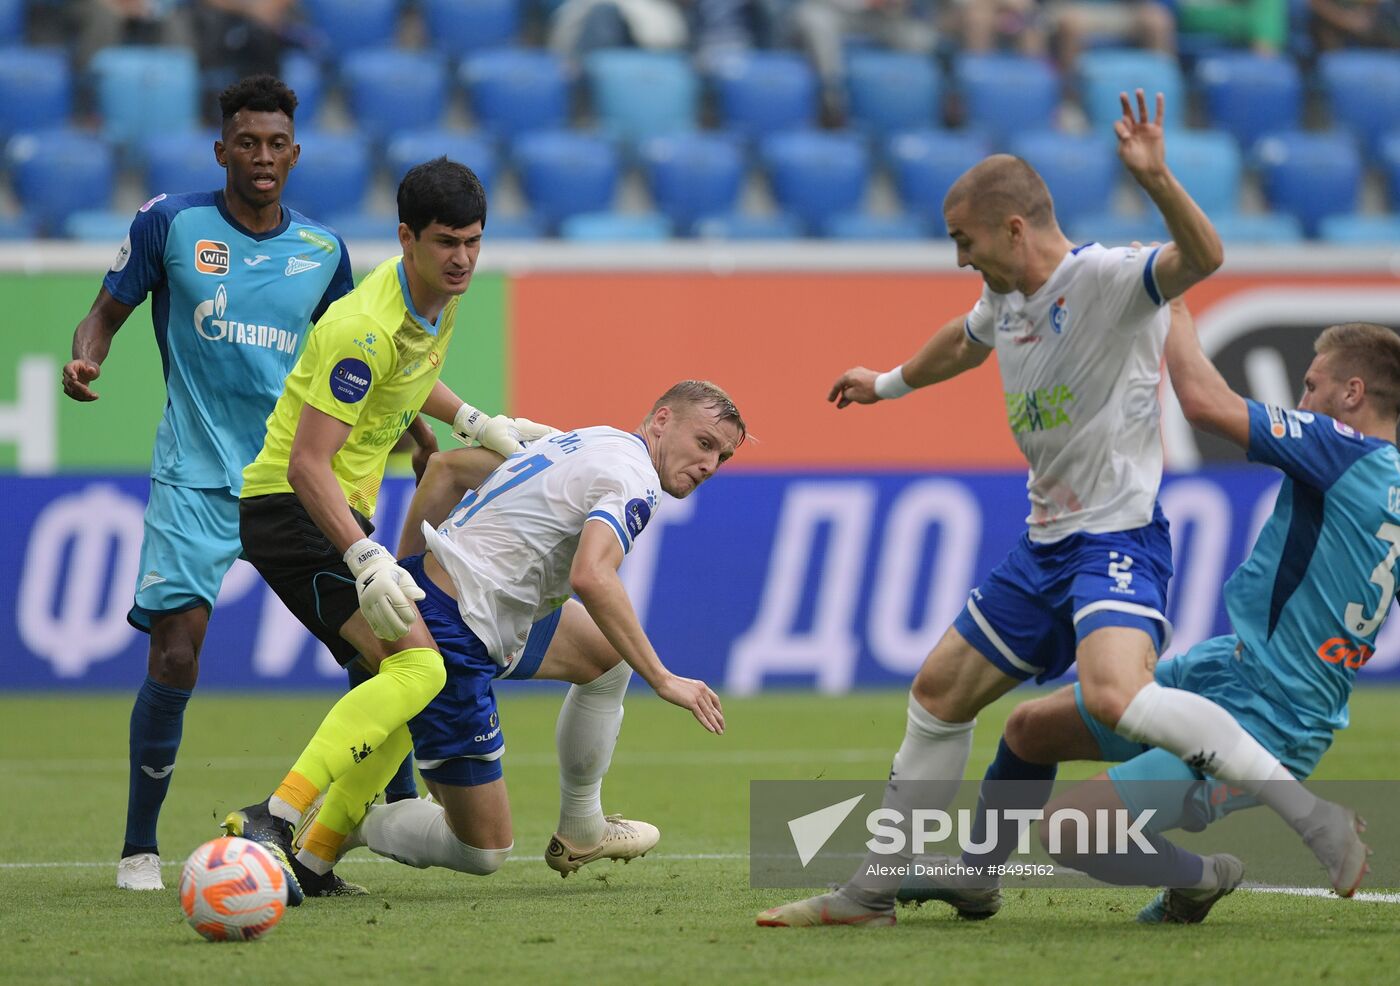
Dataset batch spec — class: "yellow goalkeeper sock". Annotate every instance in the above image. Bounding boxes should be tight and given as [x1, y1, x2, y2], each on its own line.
[272, 648, 444, 820]
[297, 725, 415, 874]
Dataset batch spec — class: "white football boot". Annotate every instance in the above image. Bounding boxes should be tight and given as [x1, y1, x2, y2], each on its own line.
[544, 814, 659, 877]
[116, 852, 164, 891]
[756, 890, 896, 928]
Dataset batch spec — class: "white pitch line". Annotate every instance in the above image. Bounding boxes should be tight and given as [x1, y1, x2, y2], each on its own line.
[0, 748, 894, 772]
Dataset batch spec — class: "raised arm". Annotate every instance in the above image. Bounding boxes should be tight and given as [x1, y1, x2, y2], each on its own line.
[570, 521, 724, 734]
[62, 288, 136, 402]
[1165, 298, 1249, 449]
[828, 313, 992, 408]
[1116, 90, 1224, 301]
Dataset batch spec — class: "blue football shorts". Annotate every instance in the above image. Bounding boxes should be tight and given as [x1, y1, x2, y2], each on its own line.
[128, 479, 242, 632]
[398, 553, 563, 788]
[953, 505, 1174, 684]
[1074, 634, 1334, 833]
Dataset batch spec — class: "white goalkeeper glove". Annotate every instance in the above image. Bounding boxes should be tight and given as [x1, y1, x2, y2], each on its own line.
[453, 403, 560, 456]
[344, 538, 425, 641]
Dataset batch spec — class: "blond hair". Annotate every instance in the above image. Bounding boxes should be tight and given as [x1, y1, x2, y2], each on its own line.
[1316, 322, 1400, 418]
[943, 154, 1056, 229]
[647, 380, 746, 443]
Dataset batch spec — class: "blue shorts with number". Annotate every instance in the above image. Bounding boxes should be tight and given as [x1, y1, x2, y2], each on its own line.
[952, 504, 1173, 684]
[128, 479, 242, 632]
[1074, 634, 1335, 833]
[399, 553, 563, 788]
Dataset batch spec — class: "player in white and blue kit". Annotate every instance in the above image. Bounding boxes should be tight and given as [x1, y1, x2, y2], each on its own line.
[61, 76, 352, 891]
[286, 383, 742, 882]
[904, 302, 1400, 922]
[760, 92, 1365, 929]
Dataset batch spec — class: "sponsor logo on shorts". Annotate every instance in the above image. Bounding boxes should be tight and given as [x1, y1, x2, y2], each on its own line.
[330, 358, 372, 403]
[1108, 551, 1135, 594]
[194, 239, 230, 275]
[474, 712, 502, 743]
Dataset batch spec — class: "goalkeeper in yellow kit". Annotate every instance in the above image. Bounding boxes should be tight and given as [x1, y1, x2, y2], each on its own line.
[223, 157, 552, 897]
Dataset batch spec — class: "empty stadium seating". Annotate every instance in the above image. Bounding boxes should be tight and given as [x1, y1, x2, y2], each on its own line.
[1317, 50, 1400, 159]
[823, 211, 926, 241]
[301, 0, 401, 54]
[1255, 130, 1362, 237]
[953, 53, 1060, 141]
[281, 130, 373, 218]
[886, 129, 991, 233]
[7, 129, 117, 234]
[386, 130, 498, 191]
[640, 133, 746, 231]
[0, 47, 70, 140]
[340, 48, 449, 142]
[513, 130, 620, 229]
[709, 51, 819, 140]
[1077, 48, 1184, 131]
[422, 0, 520, 56]
[760, 130, 870, 231]
[461, 49, 570, 141]
[91, 46, 199, 147]
[1195, 53, 1302, 149]
[142, 132, 225, 198]
[584, 50, 699, 143]
[845, 51, 942, 136]
[560, 211, 671, 242]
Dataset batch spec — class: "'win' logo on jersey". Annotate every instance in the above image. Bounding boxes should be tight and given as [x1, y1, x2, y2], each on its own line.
[194, 239, 229, 275]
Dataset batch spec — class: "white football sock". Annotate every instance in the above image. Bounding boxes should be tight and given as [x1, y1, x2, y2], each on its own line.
[843, 693, 975, 909]
[359, 798, 511, 875]
[555, 661, 631, 846]
[1115, 682, 1317, 830]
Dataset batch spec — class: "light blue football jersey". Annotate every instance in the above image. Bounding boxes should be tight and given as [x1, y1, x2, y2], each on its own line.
[1225, 400, 1400, 733]
[103, 190, 353, 491]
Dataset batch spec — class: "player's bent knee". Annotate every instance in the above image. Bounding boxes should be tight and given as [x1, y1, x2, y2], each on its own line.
[455, 840, 513, 876]
[1077, 682, 1133, 731]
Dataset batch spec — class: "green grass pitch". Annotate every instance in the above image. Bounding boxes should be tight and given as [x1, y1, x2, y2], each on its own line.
[2, 688, 1398, 985]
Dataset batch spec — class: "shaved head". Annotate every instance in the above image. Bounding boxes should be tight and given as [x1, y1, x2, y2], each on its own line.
[944, 154, 1056, 230]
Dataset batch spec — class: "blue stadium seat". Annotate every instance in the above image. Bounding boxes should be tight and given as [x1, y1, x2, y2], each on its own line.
[63, 209, 135, 243]
[1209, 211, 1305, 245]
[0, 214, 37, 240]
[1159, 128, 1241, 218]
[301, 0, 401, 53]
[1318, 51, 1400, 159]
[1381, 133, 1400, 208]
[1007, 131, 1117, 229]
[0, 48, 72, 141]
[386, 130, 498, 191]
[461, 49, 570, 141]
[282, 51, 325, 126]
[322, 211, 396, 240]
[340, 48, 448, 142]
[0, 0, 21, 44]
[91, 47, 199, 147]
[1077, 48, 1184, 131]
[886, 129, 990, 233]
[281, 130, 372, 218]
[823, 211, 925, 241]
[584, 49, 698, 143]
[760, 130, 869, 231]
[485, 212, 544, 239]
[1195, 54, 1301, 150]
[692, 211, 801, 240]
[513, 130, 620, 228]
[845, 51, 941, 136]
[1067, 212, 1168, 248]
[7, 130, 116, 234]
[423, 0, 520, 54]
[143, 132, 224, 197]
[1317, 214, 1400, 245]
[709, 51, 819, 140]
[640, 132, 744, 231]
[560, 211, 671, 242]
[1254, 131, 1362, 237]
[953, 54, 1059, 141]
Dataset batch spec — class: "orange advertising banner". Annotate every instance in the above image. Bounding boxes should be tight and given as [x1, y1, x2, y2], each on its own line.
[509, 271, 1400, 468]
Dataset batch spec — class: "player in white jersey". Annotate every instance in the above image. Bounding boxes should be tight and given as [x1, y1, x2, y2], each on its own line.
[758, 91, 1367, 928]
[289, 381, 745, 881]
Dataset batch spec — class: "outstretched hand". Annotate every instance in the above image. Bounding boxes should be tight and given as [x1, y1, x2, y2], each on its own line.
[827, 366, 880, 409]
[1115, 88, 1167, 183]
[655, 673, 725, 734]
[62, 359, 101, 402]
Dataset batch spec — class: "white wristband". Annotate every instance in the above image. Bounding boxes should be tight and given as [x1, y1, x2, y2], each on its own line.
[874, 366, 914, 400]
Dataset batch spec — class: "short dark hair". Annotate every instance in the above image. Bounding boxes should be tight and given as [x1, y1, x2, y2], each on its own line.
[397, 157, 487, 236]
[648, 380, 747, 445]
[218, 75, 297, 125]
[944, 154, 1056, 229]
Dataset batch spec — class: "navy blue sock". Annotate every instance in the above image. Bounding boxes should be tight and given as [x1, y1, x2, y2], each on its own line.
[963, 738, 1058, 868]
[123, 676, 191, 856]
[347, 662, 419, 802]
[1056, 830, 1205, 888]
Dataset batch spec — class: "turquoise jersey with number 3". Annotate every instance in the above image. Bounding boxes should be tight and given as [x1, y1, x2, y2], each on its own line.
[1224, 401, 1400, 733]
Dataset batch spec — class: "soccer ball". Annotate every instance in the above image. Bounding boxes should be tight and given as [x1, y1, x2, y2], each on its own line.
[179, 836, 288, 942]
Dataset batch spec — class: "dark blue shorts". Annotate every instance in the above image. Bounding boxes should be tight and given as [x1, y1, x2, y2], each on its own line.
[399, 553, 563, 787]
[952, 505, 1173, 684]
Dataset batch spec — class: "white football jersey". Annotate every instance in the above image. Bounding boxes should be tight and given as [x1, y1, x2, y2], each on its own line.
[964, 243, 1170, 543]
[423, 426, 660, 666]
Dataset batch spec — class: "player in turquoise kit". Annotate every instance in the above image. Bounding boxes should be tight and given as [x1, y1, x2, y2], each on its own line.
[902, 299, 1398, 921]
[61, 76, 353, 892]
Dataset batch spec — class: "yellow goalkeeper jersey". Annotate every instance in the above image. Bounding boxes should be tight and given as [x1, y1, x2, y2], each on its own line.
[242, 256, 458, 516]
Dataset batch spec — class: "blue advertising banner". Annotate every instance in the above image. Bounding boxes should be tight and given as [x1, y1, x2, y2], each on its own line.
[4, 468, 1399, 691]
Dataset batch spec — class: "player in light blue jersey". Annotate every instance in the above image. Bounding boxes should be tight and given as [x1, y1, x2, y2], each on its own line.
[61, 76, 355, 892]
[902, 299, 1397, 921]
